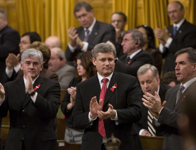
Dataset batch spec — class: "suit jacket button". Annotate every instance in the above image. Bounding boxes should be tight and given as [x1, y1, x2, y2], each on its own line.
[23, 125, 25, 128]
[22, 110, 25, 112]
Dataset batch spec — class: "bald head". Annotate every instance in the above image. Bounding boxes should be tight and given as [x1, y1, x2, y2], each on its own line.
[45, 36, 61, 49]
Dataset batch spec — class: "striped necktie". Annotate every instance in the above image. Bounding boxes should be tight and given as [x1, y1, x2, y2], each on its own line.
[147, 110, 156, 136]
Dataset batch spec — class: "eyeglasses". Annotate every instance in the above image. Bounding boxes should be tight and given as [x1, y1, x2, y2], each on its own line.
[122, 38, 133, 43]
[20, 41, 31, 45]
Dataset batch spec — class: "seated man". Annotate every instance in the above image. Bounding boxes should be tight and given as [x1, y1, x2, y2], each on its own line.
[48, 47, 75, 90]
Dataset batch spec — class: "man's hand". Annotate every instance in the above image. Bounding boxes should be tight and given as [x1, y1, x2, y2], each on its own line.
[26, 73, 34, 94]
[97, 103, 116, 119]
[67, 27, 78, 47]
[141, 130, 152, 136]
[6, 54, 20, 70]
[142, 91, 163, 116]
[76, 36, 84, 48]
[154, 27, 170, 42]
[89, 96, 102, 119]
[0, 83, 5, 99]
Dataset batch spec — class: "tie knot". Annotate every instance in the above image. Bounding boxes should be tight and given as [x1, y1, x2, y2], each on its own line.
[179, 85, 185, 92]
[86, 29, 89, 34]
[174, 26, 178, 30]
[102, 78, 108, 84]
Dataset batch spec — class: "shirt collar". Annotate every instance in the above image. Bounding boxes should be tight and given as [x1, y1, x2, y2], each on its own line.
[128, 49, 142, 59]
[173, 18, 185, 29]
[84, 18, 96, 34]
[97, 72, 113, 85]
[181, 77, 196, 93]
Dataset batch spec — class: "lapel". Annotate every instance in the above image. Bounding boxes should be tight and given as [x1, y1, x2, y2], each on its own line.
[171, 20, 187, 38]
[22, 76, 44, 108]
[103, 72, 118, 108]
[88, 21, 99, 43]
[129, 50, 143, 65]
[16, 78, 26, 107]
[78, 27, 85, 41]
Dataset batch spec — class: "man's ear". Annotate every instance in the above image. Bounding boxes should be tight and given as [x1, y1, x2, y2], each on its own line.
[193, 63, 196, 72]
[20, 61, 23, 70]
[92, 58, 96, 66]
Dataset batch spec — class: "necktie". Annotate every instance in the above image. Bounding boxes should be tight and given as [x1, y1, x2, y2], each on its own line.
[176, 85, 185, 104]
[98, 78, 108, 138]
[147, 110, 156, 136]
[83, 29, 90, 42]
[126, 57, 132, 65]
[173, 26, 178, 36]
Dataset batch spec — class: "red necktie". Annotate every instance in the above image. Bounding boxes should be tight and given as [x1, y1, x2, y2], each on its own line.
[98, 78, 108, 138]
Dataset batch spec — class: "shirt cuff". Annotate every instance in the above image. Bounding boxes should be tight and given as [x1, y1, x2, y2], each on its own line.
[5, 67, 14, 78]
[81, 42, 88, 51]
[88, 112, 97, 123]
[139, 129, 145, 135]
[165, 37, 173, 48]
[31, 92, 38, 103]
[110, 109, 118, 125]
[68, 43, 77, 53]
[0, 96, 5, 106]
[14, 64, 21, 73]
[159, 44, 164, 53]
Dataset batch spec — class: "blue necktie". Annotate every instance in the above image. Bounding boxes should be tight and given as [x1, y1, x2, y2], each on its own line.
[83, 29, 90, 42]
[173, 26, 178, 36]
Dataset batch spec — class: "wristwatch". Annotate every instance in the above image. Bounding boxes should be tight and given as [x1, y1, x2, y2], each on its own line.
[29, 91, 35, 96]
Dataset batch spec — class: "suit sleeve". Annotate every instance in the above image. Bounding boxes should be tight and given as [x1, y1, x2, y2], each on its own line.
[0, 29, 20, 59]
[33, 82, 60, 119]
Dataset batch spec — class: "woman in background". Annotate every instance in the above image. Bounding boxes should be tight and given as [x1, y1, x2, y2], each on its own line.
[137, 25, 162, 75]
[61, 51, 96, 143]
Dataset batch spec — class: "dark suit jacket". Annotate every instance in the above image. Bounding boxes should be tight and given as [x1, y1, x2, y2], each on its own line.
[119, 50, 154, 77]
[0, 76, 60, 150]
[72, 72, 143, 150]
[161, 20, 196, 74]
[0, 26, 20, 83]
[65, 20, 115, 62]
[134, 84, 170, 136]
[157, 81, 196, 150]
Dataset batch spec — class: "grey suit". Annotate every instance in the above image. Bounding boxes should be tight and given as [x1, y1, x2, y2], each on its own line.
[55, 63, 75, 90]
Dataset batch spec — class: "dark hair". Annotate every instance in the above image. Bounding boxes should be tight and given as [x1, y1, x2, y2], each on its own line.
[22, 32, 41, 43]
[30, 41, 50, 66]
[175, 47, 196, 64]
[74, 1, 93, 15]
[0, 8, 7, 19]
[111, 11, 127, 22]
[137, 25, 156, 49]
[75, 51, 96, 79]
[162, 71, 179, 85]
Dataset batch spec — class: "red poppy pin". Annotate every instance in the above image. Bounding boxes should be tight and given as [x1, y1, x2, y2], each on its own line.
[34, 84, 41, 91]
[181, 93, 187, 102]
[110, 83, 117, 92]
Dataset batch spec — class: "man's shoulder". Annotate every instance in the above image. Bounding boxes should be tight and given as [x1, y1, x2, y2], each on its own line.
[1, 26, 19, 34]
[160, 83, 171, 91]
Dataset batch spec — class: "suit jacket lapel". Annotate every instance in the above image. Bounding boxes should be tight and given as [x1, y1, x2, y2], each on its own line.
[129, 50, 143, 65]
[16, 78, 26, 108]
[88, 21, 99, 43]
[103, 72, 118, 108]
[22, 76, 43, 108]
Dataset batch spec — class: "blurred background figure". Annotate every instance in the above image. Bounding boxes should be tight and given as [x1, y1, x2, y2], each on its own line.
[45, 36, 62, 49]
[111, 11, 127, 58]
[48, 47, 75, 90]
[137, 25, 162, 75]
[61, 51, 96, 143]
[162, 71, 179, 87]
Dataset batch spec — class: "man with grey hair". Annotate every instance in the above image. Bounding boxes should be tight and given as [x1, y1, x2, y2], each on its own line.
[119, 29, 153, 77]
[154, 1, 196, 75]
[135, 64, 170, 137]
[0, 8, 20, 83]
[0, 48, 60, 150]
[65, 1, 115, 62]
[72, 43, 142, 150]
[48, 47, 75, 90]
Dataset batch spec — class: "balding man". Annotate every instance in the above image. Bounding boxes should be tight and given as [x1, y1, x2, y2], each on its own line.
[48, 47, 75, 90]
[45, 36, 61, 49]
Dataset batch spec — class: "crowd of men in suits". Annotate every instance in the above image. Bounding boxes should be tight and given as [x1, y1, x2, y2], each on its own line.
[0, 0, 196, 150]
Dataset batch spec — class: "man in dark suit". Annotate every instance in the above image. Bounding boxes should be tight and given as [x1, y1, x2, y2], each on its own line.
[119, 29, 153, 77]
[0, 48, 60, 150]
[135, 64, 170, 136]
[72, 43, 142, 150]
[142, 47, 196, 150]
[65, 1, 115, 62]
[154, 1, 196, 75]
[0, 8, 20, 84]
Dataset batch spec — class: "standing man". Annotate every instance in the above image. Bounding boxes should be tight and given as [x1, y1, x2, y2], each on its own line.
[65, 1, 115, 62]
[110, 11, 127, 58]
[154, 1, 196, 74]
[0, 8, 20, 83]
[136, 64, 170, 136]
[142, 47, 196, 150]
[119, 29, 153, 77]
[48, 47, 75, 90]
[72, 43, 142, 150]
[0, 48, 60, 150]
